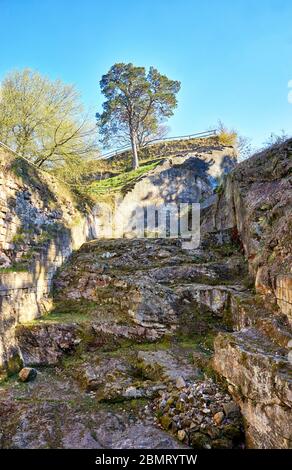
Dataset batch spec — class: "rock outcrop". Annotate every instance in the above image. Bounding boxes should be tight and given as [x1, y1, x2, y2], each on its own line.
[0, 237, 247, 449]
[0, 141, 236, 378]
[0, 138, 291, 449]
[0, 147, 100, 377]
[202, 138, 292, 321]
[97, 146, 236, 238]
[202, 139, 292, 448]
[213, 328, 291, 448]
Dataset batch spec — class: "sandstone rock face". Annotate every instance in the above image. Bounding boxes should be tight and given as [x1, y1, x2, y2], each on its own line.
[276, 275, 292, 325]
[49, 238, 246, 345]
[203, 139, 292, 448]
[97, 147, 236, 238]
[202, 139, 292, 322]
[0, 148, 100, 376]
[0, 138, 291, 449]
[213, 329, 292, 448]
[16, 323, 82, 366]
[0, 144, 236, 377]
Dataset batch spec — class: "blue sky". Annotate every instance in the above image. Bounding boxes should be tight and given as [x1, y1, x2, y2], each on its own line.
[0, 0, 292, 147]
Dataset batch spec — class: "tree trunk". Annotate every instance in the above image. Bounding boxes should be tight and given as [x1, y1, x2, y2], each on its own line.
[130, 131, 139, 170]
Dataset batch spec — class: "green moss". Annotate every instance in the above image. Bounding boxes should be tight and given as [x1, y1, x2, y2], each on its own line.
[7, 354, 24, 376]
[268, 251, 277, 263]
[104, 136, 219, 173]
[212, 243, 240, 257]
[130, 336, 172, 351]
[176, 331, 216, 353]
[99, 337, 172, 361]
[0, 263, 29, 273]
[160, 414, 172, 430]
[36, 299, 98, 324]
[242, 275, 255, 290]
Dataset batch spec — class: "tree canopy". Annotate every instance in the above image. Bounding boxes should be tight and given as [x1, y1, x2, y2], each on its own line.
[0, 69, 98, 169]
[96, 63, 181, 169]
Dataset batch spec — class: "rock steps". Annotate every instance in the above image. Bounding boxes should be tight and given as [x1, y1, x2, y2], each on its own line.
[230, 294, 292, 348]
[2, 236, 291, 448]
[255, 315, 292, 349]
[0, 237, 248, 448]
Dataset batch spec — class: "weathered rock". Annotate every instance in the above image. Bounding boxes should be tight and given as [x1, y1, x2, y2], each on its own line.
[0, 251, 11, 268]
[18, 367, 37, 382]
[0, 138, 290, 452]
[199, 140, 292, 448]
[114, 149, 236, 238]
[137, 350, 198, 383]
[223, 402, 240, 418]
[276, 275, 292, 326]
[202, 138, 292, 323]
[175, 283, 246, 317]
[176, 377, 186, 389]
[192, 351, 210, 370]
[213, 329, 292, 448]
[213, 411, 224, 425]
[16, 323, 82, 366]
[0, 148, 102, 376]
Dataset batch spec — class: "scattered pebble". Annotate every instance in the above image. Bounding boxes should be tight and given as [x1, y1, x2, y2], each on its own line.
[151, 377, 244, 449]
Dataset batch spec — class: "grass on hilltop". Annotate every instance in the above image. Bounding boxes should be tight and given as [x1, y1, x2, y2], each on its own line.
[88, 159, 161, 195]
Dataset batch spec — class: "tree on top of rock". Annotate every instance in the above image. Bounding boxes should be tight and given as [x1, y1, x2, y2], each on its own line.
[96, 63, 181, 169]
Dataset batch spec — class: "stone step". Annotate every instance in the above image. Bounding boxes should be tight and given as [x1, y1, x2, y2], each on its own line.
[230, 295, 292, 348]
[68, 237, 245, 273]
[255, 315, 292, 349]
[175, 283, 247, 317]
[16, 315, 168, 367]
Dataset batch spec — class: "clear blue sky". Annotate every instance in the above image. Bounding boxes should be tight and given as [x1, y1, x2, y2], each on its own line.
[1, 0, 292, 147]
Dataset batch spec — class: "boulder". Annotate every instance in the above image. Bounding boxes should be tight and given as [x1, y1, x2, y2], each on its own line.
[19, 367, 37, 382]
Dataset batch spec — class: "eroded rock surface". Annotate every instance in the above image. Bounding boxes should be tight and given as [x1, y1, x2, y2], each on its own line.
[0, 139, 291, 449]
[199, 140, 292, 448]
[202, 138, 292, 322]
[213, 328, 292, 448]
[0, 148, 101, 375]
[0, 237, 247, 449]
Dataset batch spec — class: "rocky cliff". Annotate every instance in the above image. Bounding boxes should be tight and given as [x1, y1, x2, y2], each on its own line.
[96, 144, 236, 238]
[0, 141, 235, 378]
[0, 139, 291, 449]
[202, 139, 292, 448]
[202, 138, 292, 321]
[0, 147, 100, 377]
